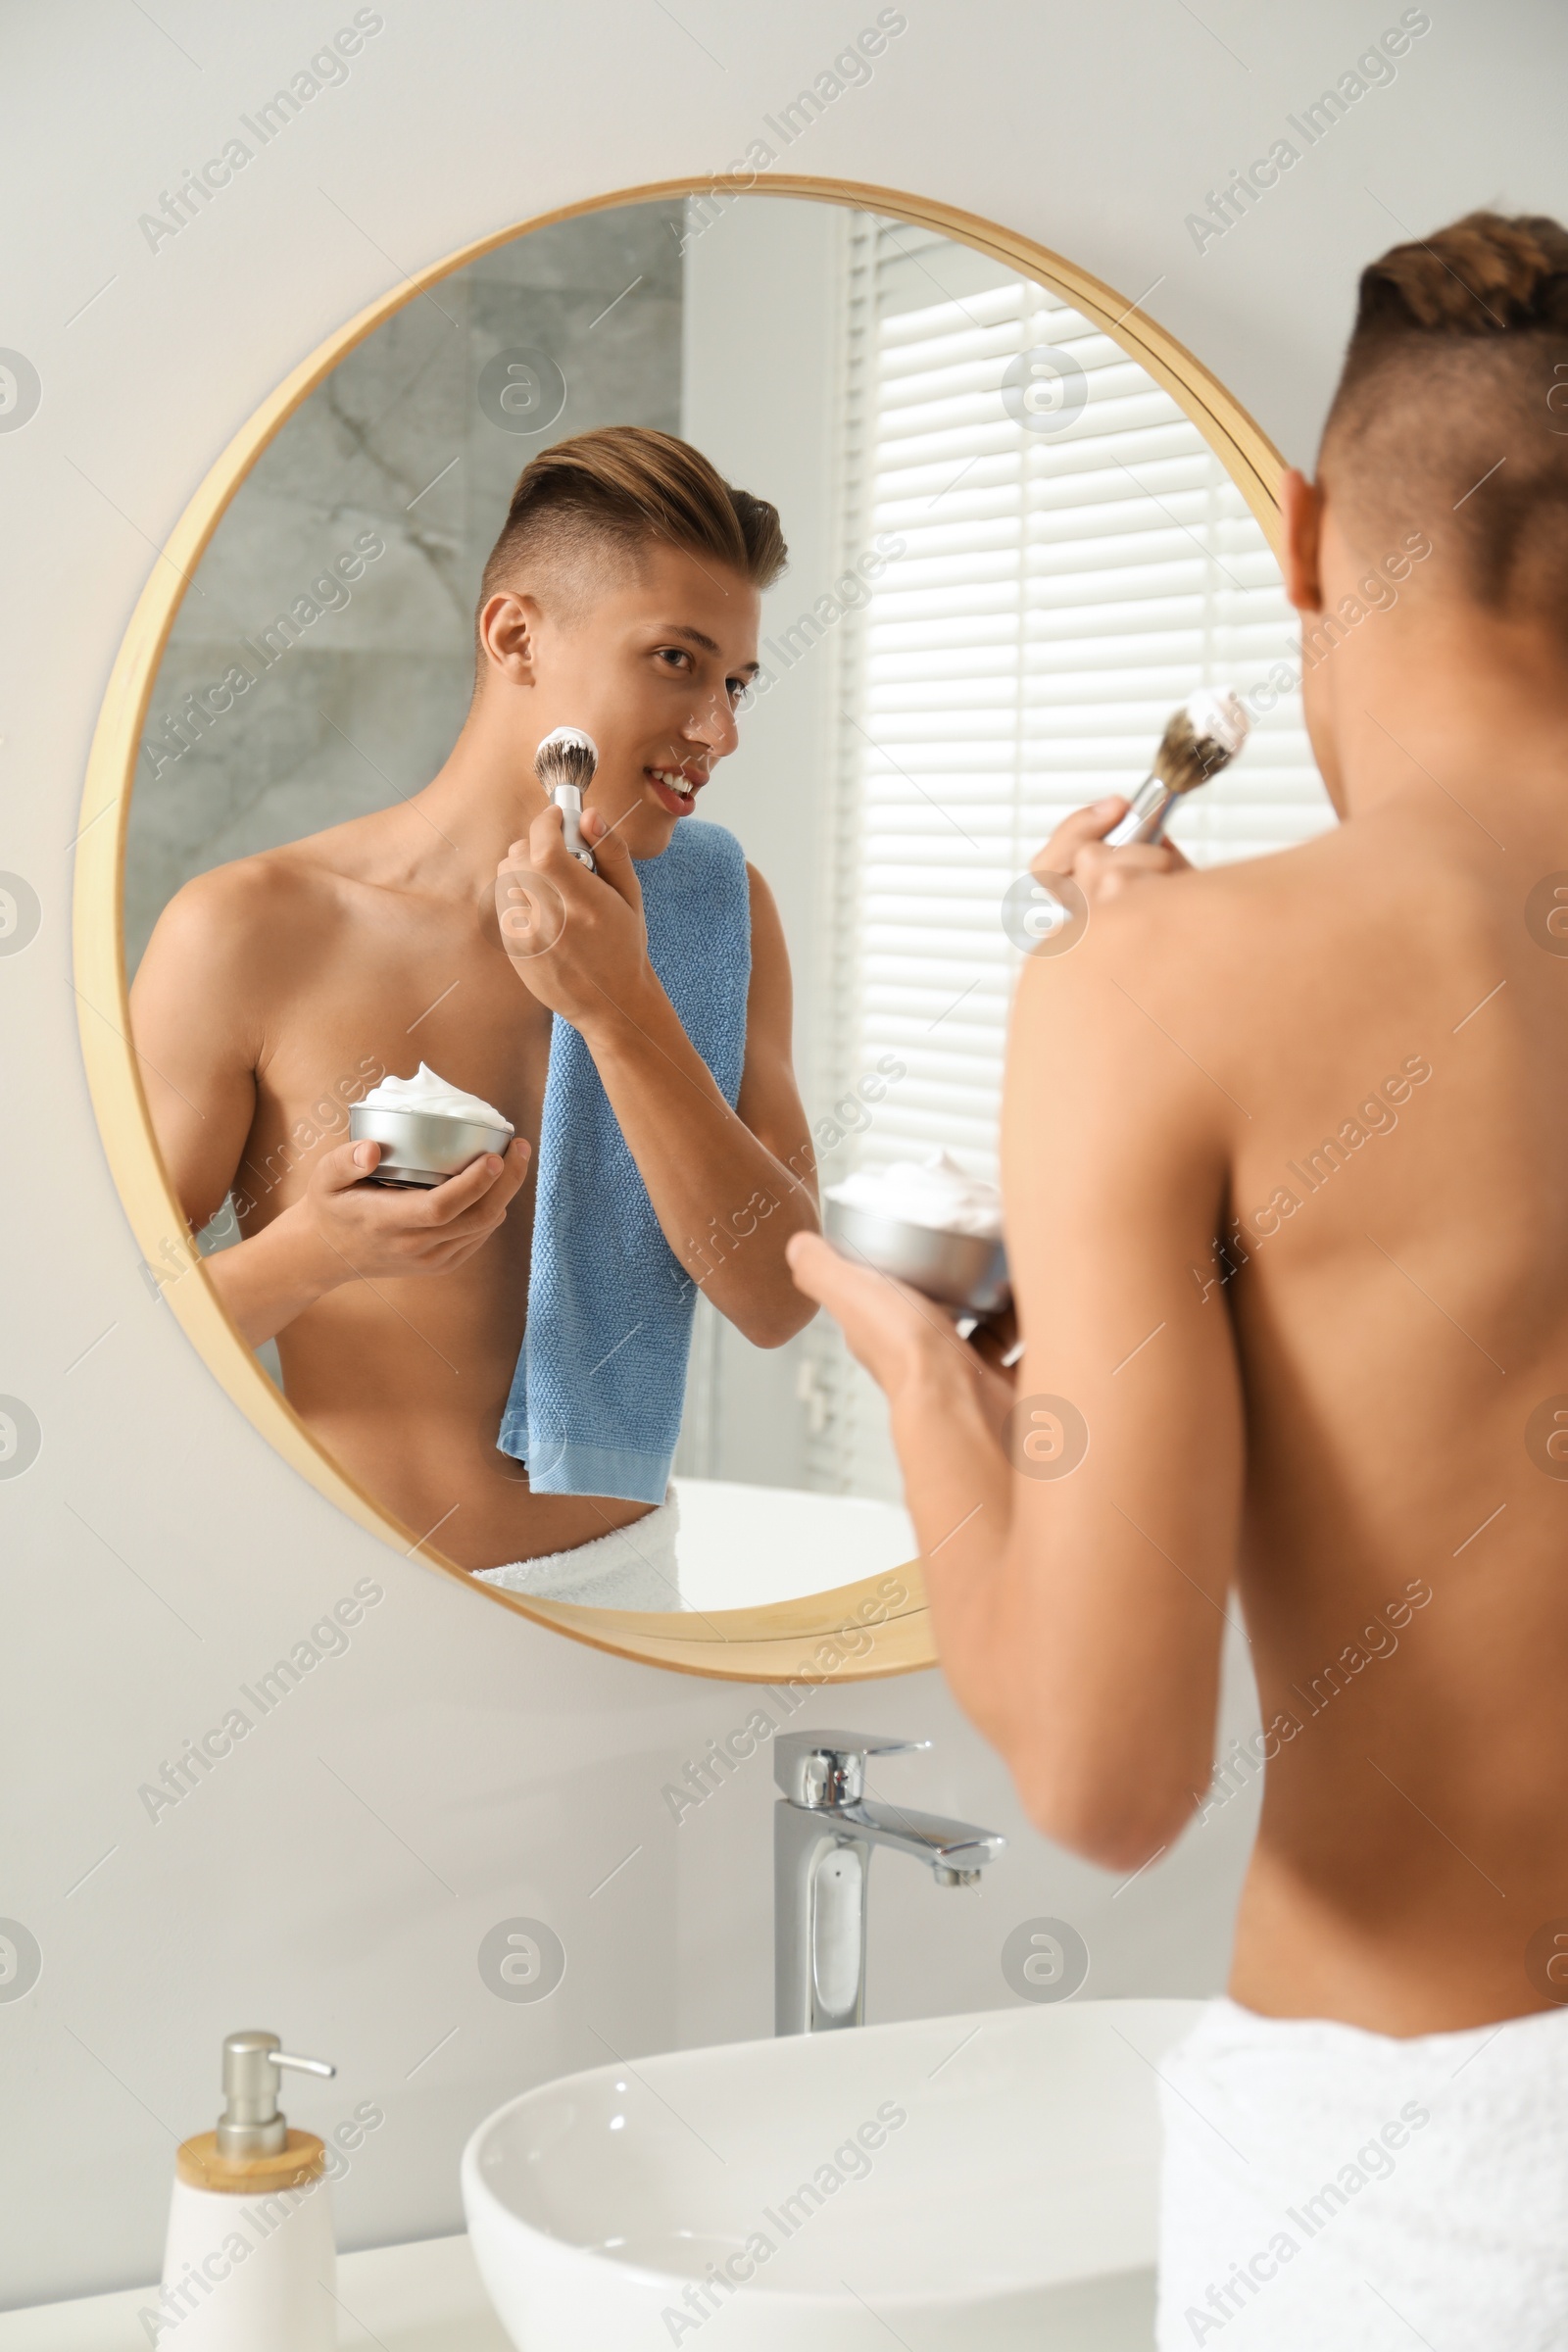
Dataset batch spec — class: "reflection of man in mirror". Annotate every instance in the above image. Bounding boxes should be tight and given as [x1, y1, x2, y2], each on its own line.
[792, 213, 1568, 2341]
[132, 428, 817, 1603]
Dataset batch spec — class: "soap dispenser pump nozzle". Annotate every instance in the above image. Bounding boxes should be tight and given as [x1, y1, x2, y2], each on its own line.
[215, 2028, 336, 2159]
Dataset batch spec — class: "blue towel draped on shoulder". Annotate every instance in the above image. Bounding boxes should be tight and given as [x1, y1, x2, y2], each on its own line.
[497, 819, 751, 1503]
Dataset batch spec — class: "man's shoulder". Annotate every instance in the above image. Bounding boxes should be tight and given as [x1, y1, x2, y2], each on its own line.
[165, 840, 339, 922]
[1058, 808, 1499, 1129]
[146, 839, 355, 982]
[1085, 818, 1385, 1005]
[1147, 806, 1493, 986]
[1018, 820, 1391, 1138]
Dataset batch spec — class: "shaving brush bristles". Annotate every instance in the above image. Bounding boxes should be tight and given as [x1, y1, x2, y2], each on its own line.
[1152, 687, 1250, 799]
[534, 725, 599, 798]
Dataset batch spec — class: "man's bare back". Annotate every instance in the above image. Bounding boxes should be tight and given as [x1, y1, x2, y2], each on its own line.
[1119, 760, 1568, 2034]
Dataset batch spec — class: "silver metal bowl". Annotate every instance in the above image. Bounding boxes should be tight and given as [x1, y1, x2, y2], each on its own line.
[349, 1102, 514, 1188]
[824, 1197, 1010, 1315]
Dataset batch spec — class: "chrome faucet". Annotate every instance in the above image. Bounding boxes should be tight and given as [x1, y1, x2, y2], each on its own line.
[773, 1731, 1005, 2034]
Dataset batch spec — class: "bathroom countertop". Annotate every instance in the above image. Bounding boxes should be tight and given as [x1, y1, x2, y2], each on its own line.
[0, 2231, 512, 2349]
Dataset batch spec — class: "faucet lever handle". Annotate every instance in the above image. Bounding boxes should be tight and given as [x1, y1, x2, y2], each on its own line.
[774, 1730, 931, 1808]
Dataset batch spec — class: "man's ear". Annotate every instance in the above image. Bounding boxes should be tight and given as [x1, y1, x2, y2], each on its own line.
[1280, 468, 1324, 614]
[476, 590, 541, 685]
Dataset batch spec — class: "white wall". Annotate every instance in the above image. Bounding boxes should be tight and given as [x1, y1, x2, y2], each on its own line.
[3, 0, 1562, 2309]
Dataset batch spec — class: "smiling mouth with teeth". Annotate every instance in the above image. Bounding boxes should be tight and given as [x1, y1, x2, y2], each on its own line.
[646, 765, 707, 816]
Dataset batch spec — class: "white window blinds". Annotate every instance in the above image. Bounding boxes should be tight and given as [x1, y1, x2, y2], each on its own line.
[803, 215, 1333, 1495]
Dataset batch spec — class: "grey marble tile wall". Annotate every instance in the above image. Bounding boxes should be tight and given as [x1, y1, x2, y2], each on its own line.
[124, 198, 686, 972]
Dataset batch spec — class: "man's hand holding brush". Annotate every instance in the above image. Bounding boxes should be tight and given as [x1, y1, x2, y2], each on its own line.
[494, 800, 654, 1033]
[1033, 686, 1249, 904]
[1033, 795, 1193, 906]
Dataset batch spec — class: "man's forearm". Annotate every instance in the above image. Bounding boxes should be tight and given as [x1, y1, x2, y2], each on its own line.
[889, 1339, 1219, 1869]
[582, 976, 817, 1346]
[204, 1201, 349, 1348]
[888, 1346, 1018, 1743]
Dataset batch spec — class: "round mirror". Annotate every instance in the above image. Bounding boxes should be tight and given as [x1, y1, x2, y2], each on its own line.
[78, 180, 1329, 1676]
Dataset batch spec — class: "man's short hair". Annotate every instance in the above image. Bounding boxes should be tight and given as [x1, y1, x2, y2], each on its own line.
[1319, 211, 1568, 620]
[474, 425, 787, 671]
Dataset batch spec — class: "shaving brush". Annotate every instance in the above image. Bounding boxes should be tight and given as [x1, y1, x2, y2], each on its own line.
[1105, 686, 1250, 847]
[534, 726, 599, 869]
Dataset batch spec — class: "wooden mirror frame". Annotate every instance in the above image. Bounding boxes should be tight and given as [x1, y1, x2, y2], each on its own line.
[73, 174, 1285, 1683]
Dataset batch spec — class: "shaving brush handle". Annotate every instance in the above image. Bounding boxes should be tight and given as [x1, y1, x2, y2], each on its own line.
[1104, 775, 1175, 848]
[553, 784, 597, 871]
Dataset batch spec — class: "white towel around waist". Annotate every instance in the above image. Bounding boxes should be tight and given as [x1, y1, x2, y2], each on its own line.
[1156, 1992, 1568, 2349]
[471, 1489, 682, 1611]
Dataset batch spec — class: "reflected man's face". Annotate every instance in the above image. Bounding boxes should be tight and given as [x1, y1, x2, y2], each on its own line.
[520, 544, 762, 858]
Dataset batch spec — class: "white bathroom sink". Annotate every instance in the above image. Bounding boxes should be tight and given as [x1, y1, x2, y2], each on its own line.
[671, 1477, 916, 1609]
[462, 1998, 1200, 2350]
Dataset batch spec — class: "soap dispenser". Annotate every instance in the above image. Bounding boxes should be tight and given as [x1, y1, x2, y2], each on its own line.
[153, 2030, 337, 2350]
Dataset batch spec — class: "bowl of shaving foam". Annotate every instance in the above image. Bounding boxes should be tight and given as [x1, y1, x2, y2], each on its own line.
[349, 1063, 514, 1188]
[824, 1152, 1009, 1314]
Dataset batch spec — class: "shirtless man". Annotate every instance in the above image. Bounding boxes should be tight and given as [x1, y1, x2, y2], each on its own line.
[133, 427, 817, 1589]
[790, 213, 1568, 2342]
